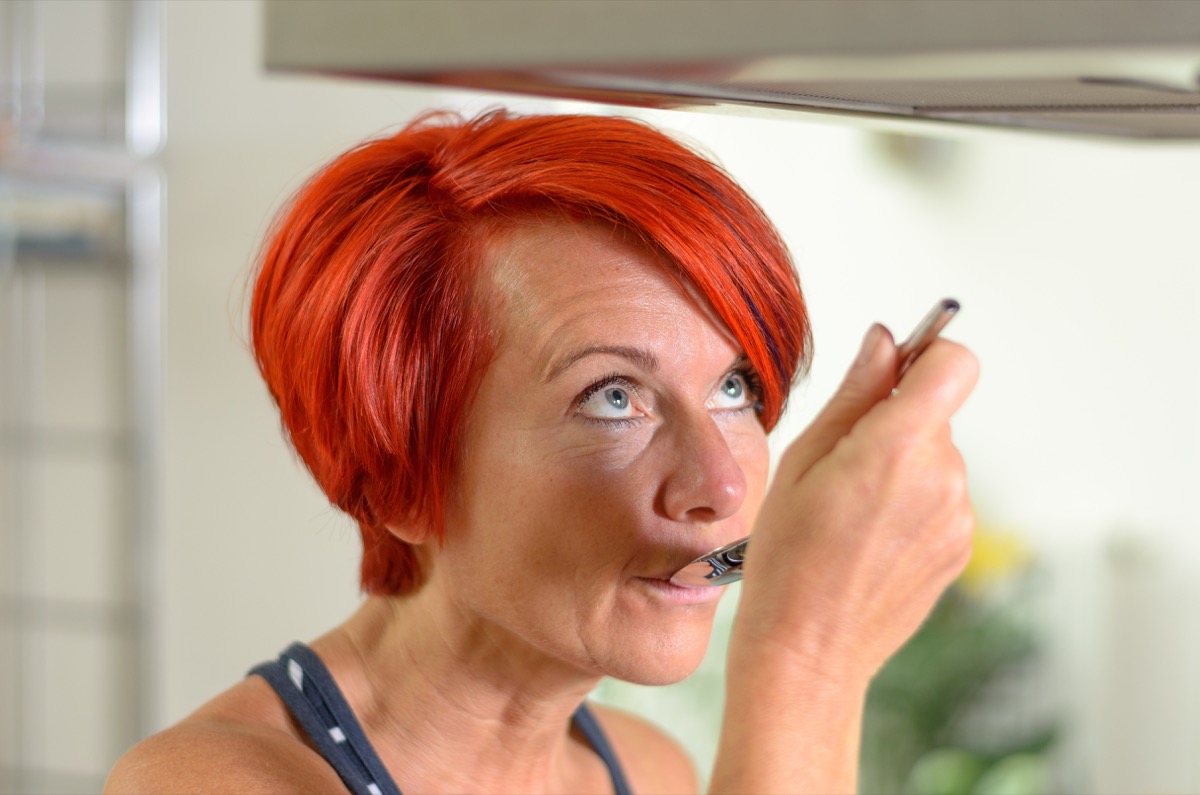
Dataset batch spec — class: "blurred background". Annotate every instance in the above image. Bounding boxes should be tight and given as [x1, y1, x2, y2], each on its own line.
[1, 1, 1198, 793]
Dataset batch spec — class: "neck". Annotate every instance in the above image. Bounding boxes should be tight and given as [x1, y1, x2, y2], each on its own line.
[309, 587, 607, 794]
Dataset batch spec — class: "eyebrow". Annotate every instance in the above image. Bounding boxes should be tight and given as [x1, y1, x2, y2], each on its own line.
[543, 345, 661, 384]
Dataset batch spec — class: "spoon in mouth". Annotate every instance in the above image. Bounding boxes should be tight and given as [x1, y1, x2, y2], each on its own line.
[669, 298, 960, 588]
[670, 536, 750, 587]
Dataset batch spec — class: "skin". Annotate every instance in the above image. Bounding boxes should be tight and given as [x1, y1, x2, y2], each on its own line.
[106, 217, 979, 795]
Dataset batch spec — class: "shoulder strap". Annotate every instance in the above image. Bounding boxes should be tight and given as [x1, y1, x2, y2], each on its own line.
[572, 703, 635, 795]
[252, 644, 632, 795]
[249, 643, 403, 795]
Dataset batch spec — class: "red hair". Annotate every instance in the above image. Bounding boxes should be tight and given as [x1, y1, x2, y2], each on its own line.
[250, 110, 811, 595]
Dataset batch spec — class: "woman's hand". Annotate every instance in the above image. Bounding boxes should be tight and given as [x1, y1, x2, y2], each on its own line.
[712, 323, 979, 794]
[741, 322, 978, 680]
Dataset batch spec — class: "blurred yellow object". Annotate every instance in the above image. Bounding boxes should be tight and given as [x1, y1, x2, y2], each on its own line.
[959, 522, 1032, 596]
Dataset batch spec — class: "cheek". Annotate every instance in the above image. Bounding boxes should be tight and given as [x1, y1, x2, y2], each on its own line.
[451, 431, 651, 567]
[520, 445, 653, 543]
[528, 428, 660, 505]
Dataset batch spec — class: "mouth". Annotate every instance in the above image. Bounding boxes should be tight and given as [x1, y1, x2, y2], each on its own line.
[632, 575, 725, 606]
[652, 546, 736, 582]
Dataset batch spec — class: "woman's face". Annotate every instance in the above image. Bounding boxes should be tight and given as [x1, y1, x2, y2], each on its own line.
[432, 218, 770, 686]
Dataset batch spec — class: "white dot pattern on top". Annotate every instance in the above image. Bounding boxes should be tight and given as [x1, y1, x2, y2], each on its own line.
[288, 659, 304, 690]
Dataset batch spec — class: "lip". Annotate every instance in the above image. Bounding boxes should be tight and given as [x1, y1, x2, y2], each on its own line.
[633, 575, 725, 606]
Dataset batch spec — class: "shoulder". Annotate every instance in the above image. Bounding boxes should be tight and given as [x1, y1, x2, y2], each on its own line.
[587, 702, 700, 795]
[105, 677, 344, 795]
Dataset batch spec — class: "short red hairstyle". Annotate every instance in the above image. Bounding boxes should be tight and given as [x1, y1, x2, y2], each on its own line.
[250, 110, 811, 595]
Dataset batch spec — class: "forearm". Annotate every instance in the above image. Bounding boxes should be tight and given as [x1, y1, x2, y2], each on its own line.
[709, 638, 867, 795]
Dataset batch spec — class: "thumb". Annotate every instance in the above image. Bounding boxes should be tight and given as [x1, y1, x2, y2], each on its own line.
[778, 323, 897, 482]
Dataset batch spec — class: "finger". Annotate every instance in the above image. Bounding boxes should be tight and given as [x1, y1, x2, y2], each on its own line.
[777, 323, 898, 482]
[885, 339, 979, 425]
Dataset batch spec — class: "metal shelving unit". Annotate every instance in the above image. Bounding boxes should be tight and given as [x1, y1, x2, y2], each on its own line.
[0, 2, 162, 792]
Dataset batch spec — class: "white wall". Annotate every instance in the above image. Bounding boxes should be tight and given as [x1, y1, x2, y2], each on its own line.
[161, 2, 1200, 792]
[674, 113, 1200, 793]
[160, 0, 434, 721]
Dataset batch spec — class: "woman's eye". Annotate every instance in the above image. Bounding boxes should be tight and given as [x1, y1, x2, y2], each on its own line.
[711, 373, 753, 411]
[578, 383, 637, 420]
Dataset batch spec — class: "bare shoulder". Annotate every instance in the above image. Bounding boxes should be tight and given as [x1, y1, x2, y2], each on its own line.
[105, 677, 343, 795]
[588, 702, 700, 795]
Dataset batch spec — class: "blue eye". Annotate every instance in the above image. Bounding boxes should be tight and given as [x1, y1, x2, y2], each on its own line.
[711, 372, 755, 411]
[603, 387, 630, 410]
[578, 379, 638, 421]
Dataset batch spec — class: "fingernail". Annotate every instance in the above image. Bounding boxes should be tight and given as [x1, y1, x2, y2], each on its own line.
[855, 324, 884, 369]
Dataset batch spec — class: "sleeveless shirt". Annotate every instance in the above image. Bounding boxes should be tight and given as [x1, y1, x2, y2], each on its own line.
[250, 642, 634, 795]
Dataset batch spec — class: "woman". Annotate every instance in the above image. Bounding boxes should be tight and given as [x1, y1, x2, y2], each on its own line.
[107, 110, 977, 794]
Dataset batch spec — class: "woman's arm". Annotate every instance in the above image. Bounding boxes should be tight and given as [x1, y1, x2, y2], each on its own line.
[711, 325, 979, 794]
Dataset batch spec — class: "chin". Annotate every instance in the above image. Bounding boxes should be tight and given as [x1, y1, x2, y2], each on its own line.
[595, 618, 714, 686]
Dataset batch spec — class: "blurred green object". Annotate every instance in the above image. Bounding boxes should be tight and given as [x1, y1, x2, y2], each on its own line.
[905, 748, 987, 795]
[860, 582, 1058, 794]
[973, 754, 1053, 795]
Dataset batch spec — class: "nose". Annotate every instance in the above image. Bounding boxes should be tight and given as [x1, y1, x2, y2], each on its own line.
[657, 410, 748, 524]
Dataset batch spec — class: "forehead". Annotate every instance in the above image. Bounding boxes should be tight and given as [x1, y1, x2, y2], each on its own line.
[485, 218, 669, 318]
[478, 216, 740, 382]
[488, 218, 691, 326]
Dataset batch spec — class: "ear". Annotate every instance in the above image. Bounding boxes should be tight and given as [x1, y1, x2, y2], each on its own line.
[383, 522, 435, 546]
